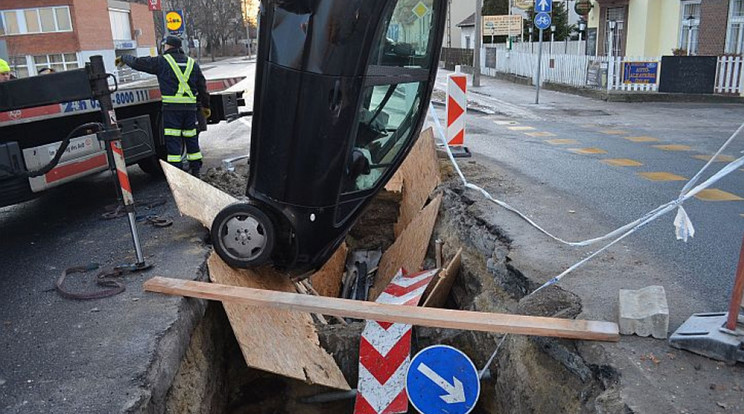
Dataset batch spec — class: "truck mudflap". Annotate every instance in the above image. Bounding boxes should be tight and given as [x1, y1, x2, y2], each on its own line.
[20, 115, 154, 193]
[208, 92, 240, 124]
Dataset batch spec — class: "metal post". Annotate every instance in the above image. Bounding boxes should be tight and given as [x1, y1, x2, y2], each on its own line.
[535, 28, 544, 104]
[607, 22, 615, 91]
[162, 9, 167, 40]
[725, 234, 744, 331]
[88, 56, 146, 267]
[564, 0, 569, 51]
[473, 0, 483, 87]
[578, 31, 582, 54]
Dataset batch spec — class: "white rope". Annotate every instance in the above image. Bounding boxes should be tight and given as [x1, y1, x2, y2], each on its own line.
[428, 105, 744, 293]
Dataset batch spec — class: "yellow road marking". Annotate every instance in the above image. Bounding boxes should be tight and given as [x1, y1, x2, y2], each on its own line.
[695, 189, 743, 201]
[508, 126, 535, 131]
[624, 136, 660, 143]
[546, 139, 579, 145]
[601, 130, 629, 135]
[603, 158, 643, 167]
[638, 172, 687, 181]
[569, 147, 607, 154]
[652, 145, 692, 151]
[525, 131, 556, 137]
[692, 154, 737, 162]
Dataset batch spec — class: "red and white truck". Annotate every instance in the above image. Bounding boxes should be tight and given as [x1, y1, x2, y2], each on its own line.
[0, 73, 243, 208]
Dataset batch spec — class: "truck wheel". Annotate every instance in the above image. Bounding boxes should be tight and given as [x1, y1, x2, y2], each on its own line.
[137, 155, 163, 176]
[211, 203, 275, 268]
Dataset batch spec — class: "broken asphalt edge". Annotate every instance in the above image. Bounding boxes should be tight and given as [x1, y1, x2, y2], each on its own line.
[125, 250, 211, 414]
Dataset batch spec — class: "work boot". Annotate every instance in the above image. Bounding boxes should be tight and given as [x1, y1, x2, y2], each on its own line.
[190, 167, 201, 178]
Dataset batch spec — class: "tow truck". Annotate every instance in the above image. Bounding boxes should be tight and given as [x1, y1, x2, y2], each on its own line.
[0, 68, 243, 207]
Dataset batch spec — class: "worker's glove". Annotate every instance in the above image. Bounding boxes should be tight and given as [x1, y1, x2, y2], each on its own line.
[201, 107, 212, 120]
[115, 56, 124, 67]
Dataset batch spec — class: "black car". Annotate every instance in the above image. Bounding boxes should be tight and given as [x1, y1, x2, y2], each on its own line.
[211, 0, 447, 274]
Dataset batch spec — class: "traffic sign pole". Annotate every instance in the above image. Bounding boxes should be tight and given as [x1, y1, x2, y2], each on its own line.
[535, 28, 543, 104]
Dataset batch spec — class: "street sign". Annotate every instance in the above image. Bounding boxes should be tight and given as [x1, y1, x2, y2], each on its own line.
[412, 1, 430, 19]
[535, 0, 552, 13]
[166, 10, 185, 35]
[483, 15, 523, 36]
[534, 12, 551, 30]
[148, 0, 161, 12]
[406, 345, 480, 414]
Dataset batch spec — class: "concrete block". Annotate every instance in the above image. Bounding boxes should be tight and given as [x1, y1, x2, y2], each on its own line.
[618, 286, 669, 339]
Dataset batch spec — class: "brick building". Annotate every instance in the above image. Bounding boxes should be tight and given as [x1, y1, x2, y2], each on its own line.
[0, 0, 156, 79]
[586, 0, 744, 57]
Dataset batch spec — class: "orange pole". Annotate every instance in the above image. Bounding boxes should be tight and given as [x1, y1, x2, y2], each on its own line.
[725, 234, 744, 331]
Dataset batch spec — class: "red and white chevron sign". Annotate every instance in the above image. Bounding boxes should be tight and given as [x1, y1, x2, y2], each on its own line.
[354, 268, 438, 414]
[446, 72, 467, 146]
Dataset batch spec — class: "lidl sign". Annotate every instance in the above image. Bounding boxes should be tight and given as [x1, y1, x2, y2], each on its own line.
[166, 10, 184, 35]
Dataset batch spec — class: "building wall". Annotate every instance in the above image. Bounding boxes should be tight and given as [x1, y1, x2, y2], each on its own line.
[625, 0, 679, 57]
[1, 0, 79, 56]
[130, 2, 156, 48]
[72, 0, 113, 51]
[699, 0, 729, 55]
[447, 0, 476, 48]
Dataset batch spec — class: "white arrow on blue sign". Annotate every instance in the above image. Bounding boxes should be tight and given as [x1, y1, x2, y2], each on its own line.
[406, 345, 480, 414]
[536, 0, 552, 13]
[534, 12, 552, 30]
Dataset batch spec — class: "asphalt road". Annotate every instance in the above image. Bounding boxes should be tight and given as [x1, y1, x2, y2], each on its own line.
[432, 70, 744, 326]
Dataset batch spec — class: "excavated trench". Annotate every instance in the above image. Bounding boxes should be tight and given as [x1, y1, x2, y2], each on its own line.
[161, 160, 627, 414]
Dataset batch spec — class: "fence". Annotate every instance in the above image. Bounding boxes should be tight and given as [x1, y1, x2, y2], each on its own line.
[482, 49, 660, 92]
[716, 56, 744, 94]
[443, 47, 744, 95]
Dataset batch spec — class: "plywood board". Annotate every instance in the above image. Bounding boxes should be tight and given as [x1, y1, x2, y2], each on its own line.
[368, 194, 443, 301]
[207, 253, 350, 390]
[144, 276, 621, 342]
[310, 243, 348, 298]
[160, 161, 237, 229]
[422, 248, 462, 308]
[392, 128, 441, 237]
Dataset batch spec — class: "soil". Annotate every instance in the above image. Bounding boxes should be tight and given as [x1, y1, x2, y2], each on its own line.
[202, 164, 249, 198]
[165, 157, 637, 413]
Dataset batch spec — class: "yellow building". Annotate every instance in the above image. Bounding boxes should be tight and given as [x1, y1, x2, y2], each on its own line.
[586, 0, 742, 57]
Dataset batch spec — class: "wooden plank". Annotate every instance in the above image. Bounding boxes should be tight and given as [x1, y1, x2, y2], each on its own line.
[144, 276, 621, 342]
[369, 194, 442, 301]
[422, 248, 462, 308]
[391, 128, 441, 237]
[160, 160, 237, 229]
[309, 243, 348, 298]
[207, 253, 350, 390]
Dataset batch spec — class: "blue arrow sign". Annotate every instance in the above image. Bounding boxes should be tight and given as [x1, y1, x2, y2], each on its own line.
[536, 0, 552, 13]
[406, 345, 480, 414]
[534, 12, 551, 30]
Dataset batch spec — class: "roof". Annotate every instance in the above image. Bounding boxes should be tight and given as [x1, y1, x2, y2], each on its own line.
[457, 13, 475, 27]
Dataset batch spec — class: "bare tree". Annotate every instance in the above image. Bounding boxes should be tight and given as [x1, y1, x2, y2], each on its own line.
[163, 0, 244, 60]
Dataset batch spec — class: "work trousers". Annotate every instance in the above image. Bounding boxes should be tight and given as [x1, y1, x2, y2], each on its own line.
[163, 109, 202, 170]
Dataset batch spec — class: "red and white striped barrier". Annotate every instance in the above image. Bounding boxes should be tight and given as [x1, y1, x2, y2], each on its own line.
[446, 72, 467, 146]
[354, 268, 438, 414]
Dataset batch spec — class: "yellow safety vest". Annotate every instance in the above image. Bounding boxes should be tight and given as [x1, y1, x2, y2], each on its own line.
[162, 54, 197, 105]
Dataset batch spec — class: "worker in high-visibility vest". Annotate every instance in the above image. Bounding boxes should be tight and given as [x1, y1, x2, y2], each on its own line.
[0, 59, 12, 82]
[116, 36, 210, 177]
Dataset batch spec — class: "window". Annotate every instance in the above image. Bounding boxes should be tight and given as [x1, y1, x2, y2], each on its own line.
[604, 7, 625, 56]
[0, 7, 73, 35]
[727, 0, 744, 54]
[33, 53, 80, 74]
[109, 9, 132, 41]
[39, 8, 56, 32]
[344, 0, 437, 193]
[679, 1, 701, 55]
[24, 9, 40, 33]
[9, 57, 29, 79]
[55, 7, 71, 31]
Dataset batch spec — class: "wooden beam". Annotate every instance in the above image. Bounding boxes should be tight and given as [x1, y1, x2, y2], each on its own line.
[144, 277, 620, 342]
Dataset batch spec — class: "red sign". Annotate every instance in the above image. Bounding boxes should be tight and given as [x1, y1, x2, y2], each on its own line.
[148, 0, 161, 11]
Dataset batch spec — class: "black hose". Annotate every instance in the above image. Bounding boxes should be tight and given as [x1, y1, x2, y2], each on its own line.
[0, 122, 103, 178]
